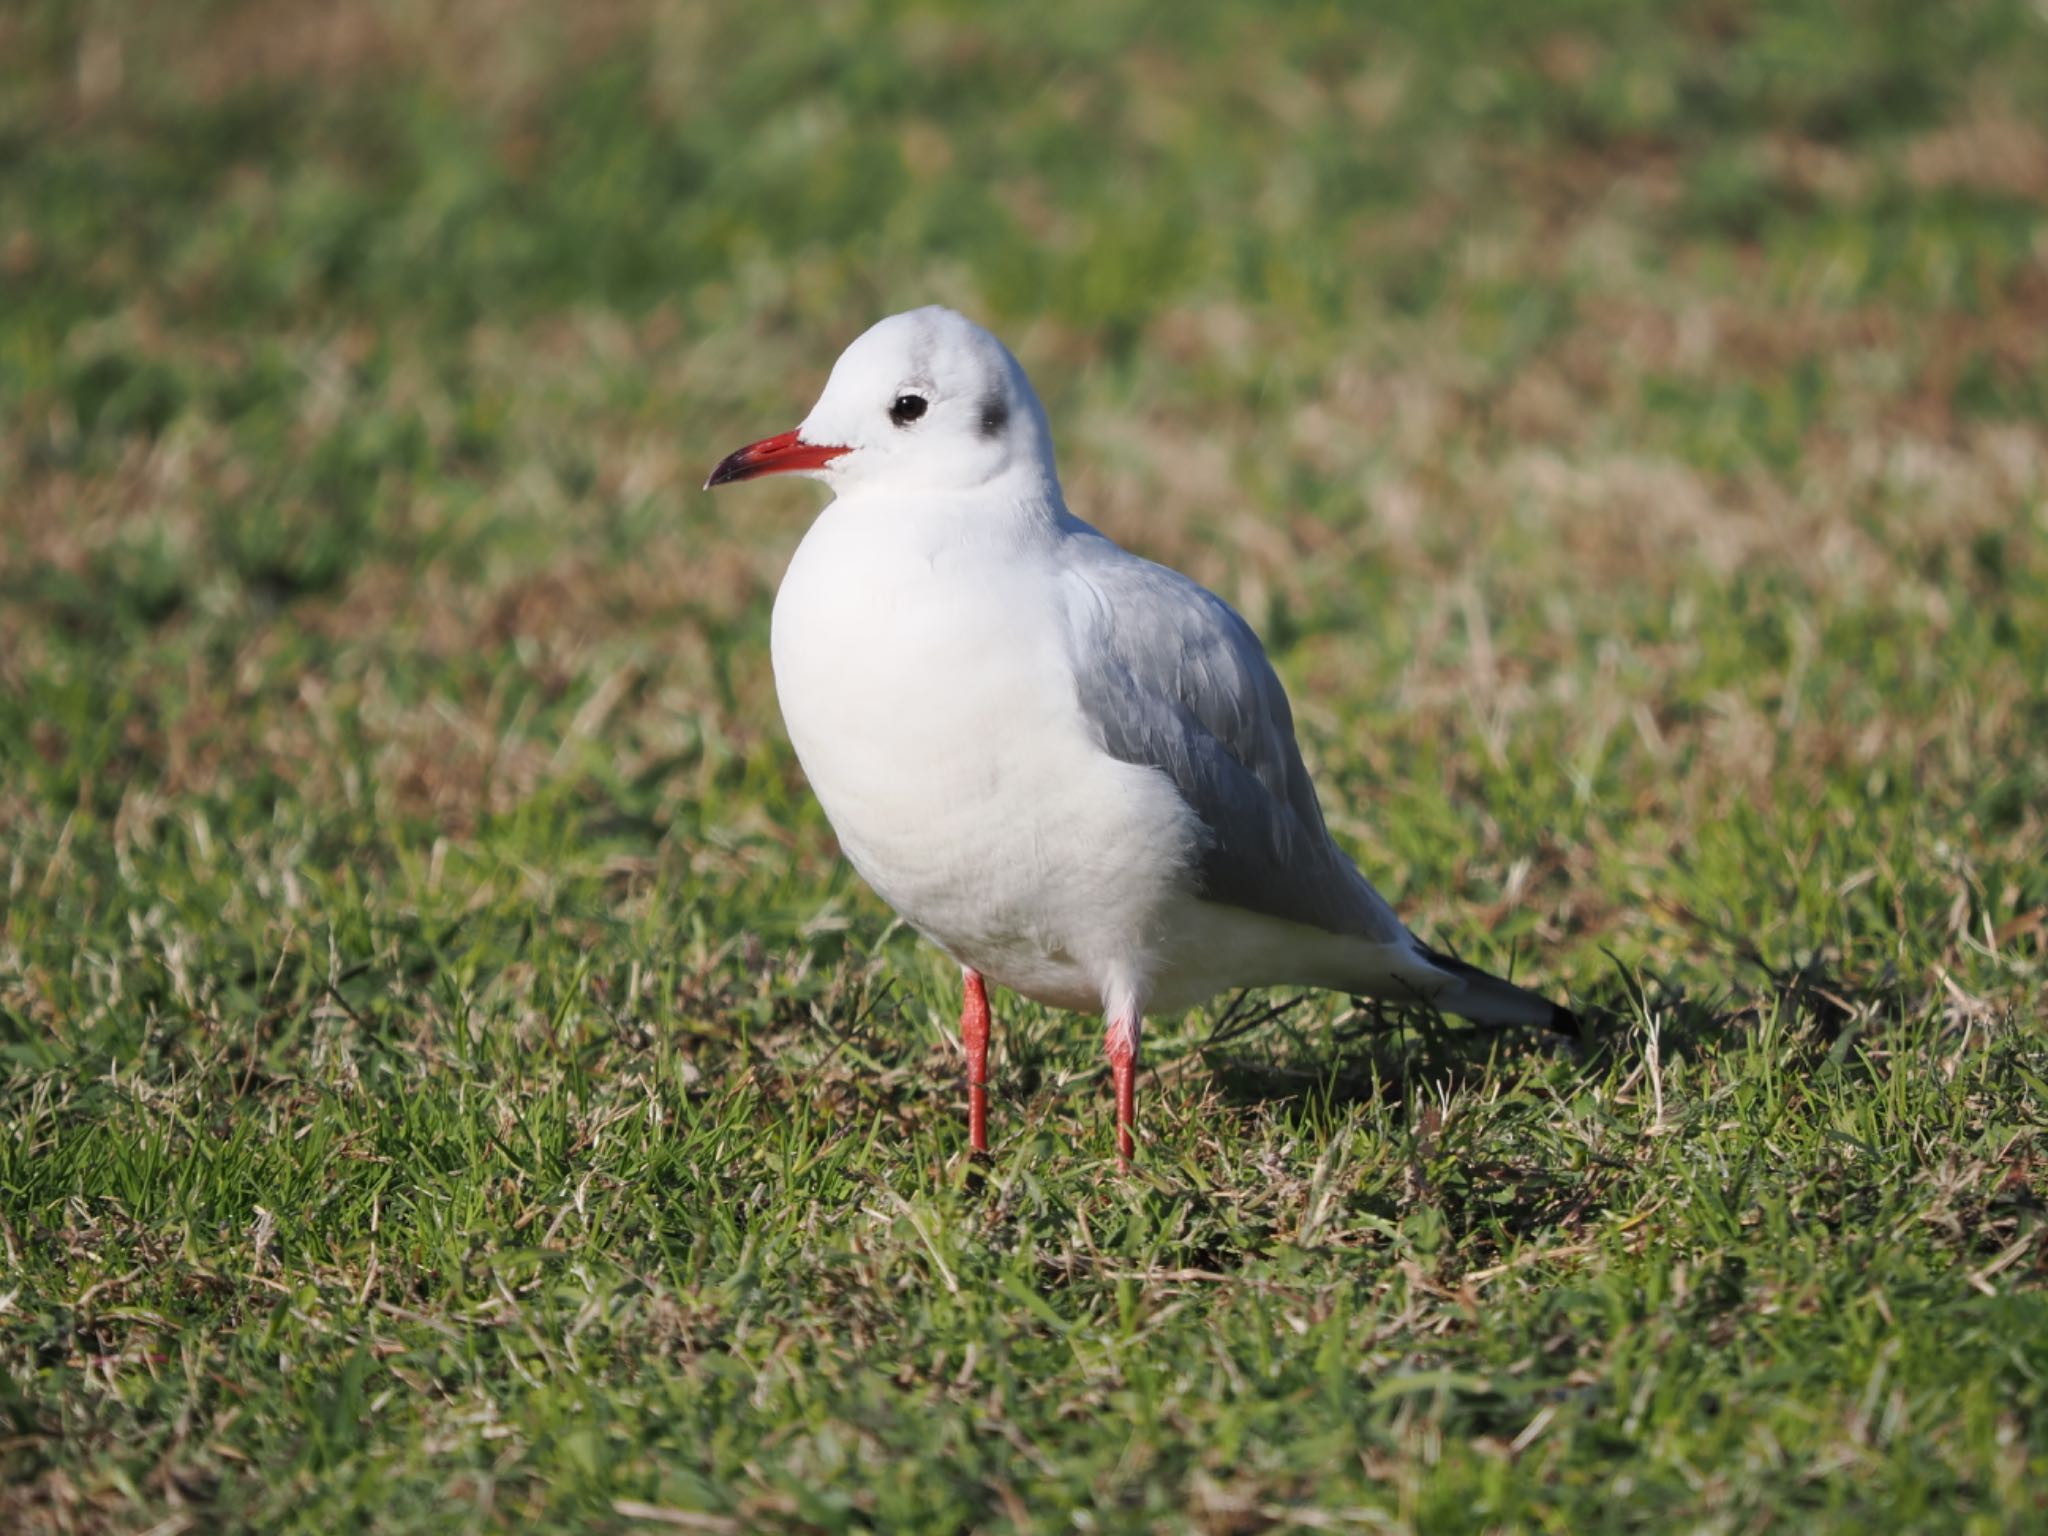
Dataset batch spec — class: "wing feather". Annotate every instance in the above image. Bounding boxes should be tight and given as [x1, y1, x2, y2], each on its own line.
[1058, 535, 1404, 943]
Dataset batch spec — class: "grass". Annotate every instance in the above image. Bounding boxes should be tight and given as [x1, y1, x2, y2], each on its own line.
[3, 0, 2046, 1529]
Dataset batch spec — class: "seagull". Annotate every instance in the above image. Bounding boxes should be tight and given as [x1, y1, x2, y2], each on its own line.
[707, 306, 1574, 1164]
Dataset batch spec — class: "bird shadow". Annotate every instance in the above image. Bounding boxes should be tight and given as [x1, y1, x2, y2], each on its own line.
[1189, 989, 1601, 1113]
[1184, 942, 1913, 1116]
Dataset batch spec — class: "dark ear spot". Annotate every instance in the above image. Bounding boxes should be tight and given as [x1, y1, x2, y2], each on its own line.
[978, 394, 1009, 439]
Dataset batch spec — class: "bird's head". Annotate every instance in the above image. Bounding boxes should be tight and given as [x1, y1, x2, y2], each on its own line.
[705, 306, 1058, 498]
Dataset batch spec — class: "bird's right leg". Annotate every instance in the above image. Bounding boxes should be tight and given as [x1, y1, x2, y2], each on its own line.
[960, 967, 992, 1154]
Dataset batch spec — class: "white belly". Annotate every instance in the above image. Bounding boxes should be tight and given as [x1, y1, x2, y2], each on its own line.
[770, 502, 1201, 1011]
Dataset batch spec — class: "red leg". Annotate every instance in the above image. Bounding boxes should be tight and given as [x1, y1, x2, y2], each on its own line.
[960, 968, 991, 1155]
[1105, 1010, 1140, 1167]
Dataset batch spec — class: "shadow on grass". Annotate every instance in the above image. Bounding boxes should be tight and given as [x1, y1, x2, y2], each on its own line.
[1148, 962, 1926, 1257]
[1190, 944, 1926, 1115]
[1188, 986, 1623, 1113]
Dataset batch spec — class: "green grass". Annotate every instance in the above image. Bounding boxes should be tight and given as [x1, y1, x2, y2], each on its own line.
[4, 0, 2047, 1530]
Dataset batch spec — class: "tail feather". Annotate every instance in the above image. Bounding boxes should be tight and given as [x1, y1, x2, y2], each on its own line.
[1415, 943, 1578, 1034]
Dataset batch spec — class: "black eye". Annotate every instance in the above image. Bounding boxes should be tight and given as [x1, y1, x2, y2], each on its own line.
[889, 393, 928, 427]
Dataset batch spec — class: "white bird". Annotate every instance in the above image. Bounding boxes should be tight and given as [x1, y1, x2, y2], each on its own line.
[708, 306, 1574, 1164]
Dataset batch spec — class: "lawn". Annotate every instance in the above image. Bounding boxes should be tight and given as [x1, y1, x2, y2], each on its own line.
[3, 0, 2047, 1530]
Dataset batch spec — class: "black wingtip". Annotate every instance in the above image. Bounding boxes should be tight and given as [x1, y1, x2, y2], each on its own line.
[1422, 941, 1578, 1035]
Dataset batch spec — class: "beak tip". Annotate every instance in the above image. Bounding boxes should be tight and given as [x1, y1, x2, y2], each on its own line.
[703, 430, 848, 490]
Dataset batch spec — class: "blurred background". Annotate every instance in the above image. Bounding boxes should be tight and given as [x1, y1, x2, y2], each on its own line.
[3, 1, 2047, 1525]
[5, 0, 2043, 988]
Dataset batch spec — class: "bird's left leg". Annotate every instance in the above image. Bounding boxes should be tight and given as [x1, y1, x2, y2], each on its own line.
[1104, 1007, 1142, 1167]
[960, 967, 992, 1155]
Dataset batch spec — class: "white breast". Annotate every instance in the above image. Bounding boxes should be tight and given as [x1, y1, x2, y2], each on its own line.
[769, 495, 1200, 1011]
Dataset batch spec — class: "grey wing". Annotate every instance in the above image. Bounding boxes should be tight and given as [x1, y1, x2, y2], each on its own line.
[1058, 537, 1406, 943]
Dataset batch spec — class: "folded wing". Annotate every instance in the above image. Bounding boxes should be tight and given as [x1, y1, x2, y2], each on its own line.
[1059, 533, 1405, 945]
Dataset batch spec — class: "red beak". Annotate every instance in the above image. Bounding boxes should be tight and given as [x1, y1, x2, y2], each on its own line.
[704, 429, 850, 489]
